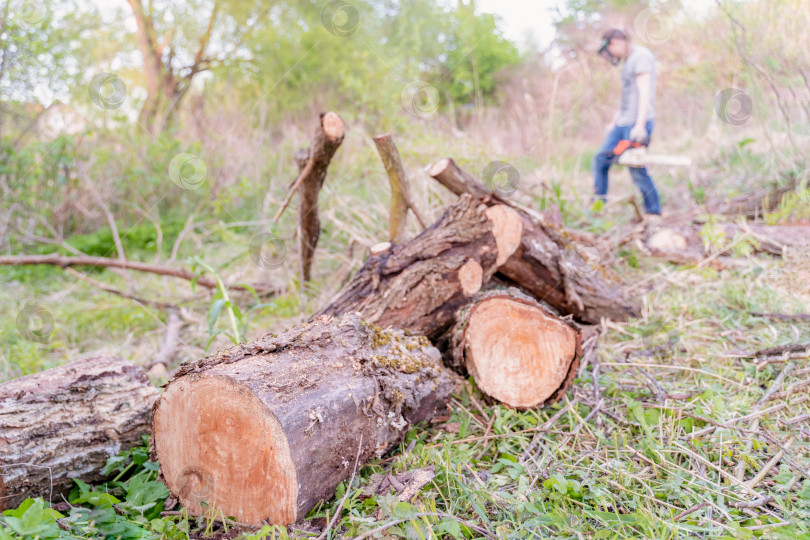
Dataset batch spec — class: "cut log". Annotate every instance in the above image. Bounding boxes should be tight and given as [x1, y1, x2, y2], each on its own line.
[447, 290, 581, 408]
[373, 133, 427, 242]
[429, 157, 641, 323]
[428, 157, 491, 198]
[0, 357, 158, 510]
[318, 194, 523, 339]
[273, 112, 345, 282]
[152, 314, 459, 526]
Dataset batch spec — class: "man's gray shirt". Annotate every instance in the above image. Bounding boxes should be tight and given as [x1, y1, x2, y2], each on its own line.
[617, 45, 656, 126]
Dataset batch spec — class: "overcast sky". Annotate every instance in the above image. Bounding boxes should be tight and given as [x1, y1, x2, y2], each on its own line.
[477, 0, 717, 50]
[478, 0, 561, 49]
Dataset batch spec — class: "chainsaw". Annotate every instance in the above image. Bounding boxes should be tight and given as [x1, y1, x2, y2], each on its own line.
[610, 139, 692, 168]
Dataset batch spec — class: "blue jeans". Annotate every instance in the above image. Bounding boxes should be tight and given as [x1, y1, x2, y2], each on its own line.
[592, 120, 661, 215]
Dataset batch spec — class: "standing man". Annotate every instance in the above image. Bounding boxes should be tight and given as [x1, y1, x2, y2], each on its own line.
[593, 28, 661, 217]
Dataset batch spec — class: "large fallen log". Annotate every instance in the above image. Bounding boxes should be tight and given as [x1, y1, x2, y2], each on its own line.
[429, 158, 641, 323]
[446, 289, 581, 408]
[318, 194, 523, 339]
[152, 314, 459, 526]
[0, 357, 158, 510]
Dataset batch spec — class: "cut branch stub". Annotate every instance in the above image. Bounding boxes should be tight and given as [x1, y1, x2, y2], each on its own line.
[152, 314, 459, 525]
[428, 157, 491, 198]
[450, 290, 581, 408]
[318, 194, 522, 339]
[272, 112, 345, 281]
[298, 112, 345, 282]
[485, 205, 523, 266]
[373, 133, 427, 242]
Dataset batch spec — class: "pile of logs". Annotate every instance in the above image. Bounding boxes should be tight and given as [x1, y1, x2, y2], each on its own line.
[4, 113, 808, 527]
[148, 149, 641, 524]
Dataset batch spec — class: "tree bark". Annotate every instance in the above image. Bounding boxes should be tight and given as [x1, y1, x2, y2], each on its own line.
[317, 194, 523, 339]
[372, 133, 427, 242]
[152, 314, 459, 526]
[272, 113, 345, 282]
[429, 157, 641, 323]
[0, 357, 158, 511]
[446, 289, 582, 408]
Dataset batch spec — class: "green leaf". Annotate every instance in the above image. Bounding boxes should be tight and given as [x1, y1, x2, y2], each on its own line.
[208, 298, 226, 334]
[393, 501, 419, 518]
[434, 519, 462, 539]
[2, 499, 60, 538]
[69, 483, 121, 508]
[125, 475, 170, 508]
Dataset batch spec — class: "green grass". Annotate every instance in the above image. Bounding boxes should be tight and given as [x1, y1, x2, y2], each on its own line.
[2, 125, 810, 538]
[3, 247, 810, 538]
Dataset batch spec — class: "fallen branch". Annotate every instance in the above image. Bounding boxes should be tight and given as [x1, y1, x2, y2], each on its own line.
[0, 254, 280, 295]
[318, 194, 523, 339]
[751, 343, 810, 358]
[151, 308, 183, 368]
[750, 312, 810, 322]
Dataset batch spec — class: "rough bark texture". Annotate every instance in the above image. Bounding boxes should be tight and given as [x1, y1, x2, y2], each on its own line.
[152, 314, 459, 526]
[317, 194, 521, 339]
[373, 133, 427, 242]
[446, 289, 581, 408]
[295, 112, 345, 282]
[429, 157, 641, 323]
[0, 357, 158, 510]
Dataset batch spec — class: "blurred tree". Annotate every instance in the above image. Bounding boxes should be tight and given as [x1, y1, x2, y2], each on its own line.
[125, 0, 269, 134]
[0, 0, 97, 140]
[438, 1, 520, 109]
